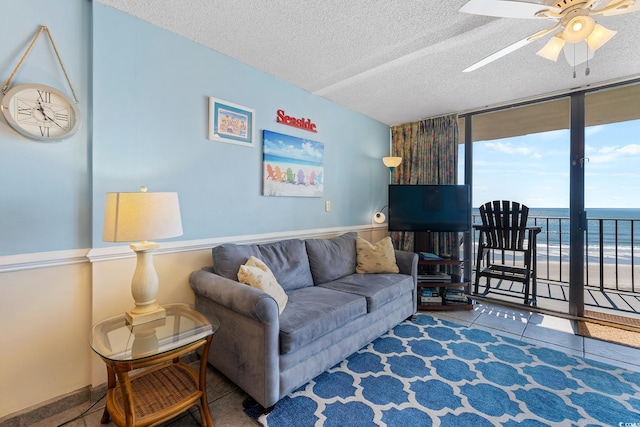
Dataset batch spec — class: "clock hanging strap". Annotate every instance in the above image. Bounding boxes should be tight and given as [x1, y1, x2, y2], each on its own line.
[1, 25, 79, 104]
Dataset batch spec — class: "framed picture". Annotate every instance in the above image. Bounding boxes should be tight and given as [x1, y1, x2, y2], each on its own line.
[208, 97, 255, 147]
[263, 130, 324, 197]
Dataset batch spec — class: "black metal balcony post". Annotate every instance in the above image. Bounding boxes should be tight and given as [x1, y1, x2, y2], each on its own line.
[599, 219, 604, 292]
[632, 221, 636, 293]
[463, 115, 473, 285]
[569, 92, 586, 318]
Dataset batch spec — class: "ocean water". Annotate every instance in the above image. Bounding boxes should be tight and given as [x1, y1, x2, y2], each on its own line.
[263, 153, 323, 167]
[472, 207, 640, 265]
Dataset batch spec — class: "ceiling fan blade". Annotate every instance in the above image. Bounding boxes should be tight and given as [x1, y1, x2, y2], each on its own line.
[463, 37, 531, 72]
[459, 0, 561, 19]
[592, 0, 640, 16]
[463, 24, 559, 72]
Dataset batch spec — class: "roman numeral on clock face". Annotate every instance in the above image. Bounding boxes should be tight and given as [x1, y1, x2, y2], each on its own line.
[55, 111, 69, 122]
[37, 90, 51, 103]
[39, 126, 50, 137]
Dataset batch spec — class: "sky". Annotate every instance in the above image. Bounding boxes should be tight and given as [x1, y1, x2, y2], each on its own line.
[263, 129, 324, 164]
[461, 119, 640, 209]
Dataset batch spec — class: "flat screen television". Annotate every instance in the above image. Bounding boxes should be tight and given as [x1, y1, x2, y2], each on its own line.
[388, 184, 471, 232]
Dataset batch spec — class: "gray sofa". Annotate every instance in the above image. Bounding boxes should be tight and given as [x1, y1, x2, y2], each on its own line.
[189, 232, 418, 409]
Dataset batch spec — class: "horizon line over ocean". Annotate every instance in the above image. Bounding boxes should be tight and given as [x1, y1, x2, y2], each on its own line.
[470, 207, 640, 266]
[472, 207, 640, 219]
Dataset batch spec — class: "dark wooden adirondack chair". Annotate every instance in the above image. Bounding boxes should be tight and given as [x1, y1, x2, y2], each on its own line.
[473, 201, 541, 305]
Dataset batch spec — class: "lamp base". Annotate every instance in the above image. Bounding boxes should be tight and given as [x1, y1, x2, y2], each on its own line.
[126, 304, 166, 326]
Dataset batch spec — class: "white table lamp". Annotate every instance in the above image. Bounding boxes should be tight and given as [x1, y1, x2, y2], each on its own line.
[103, 187, 183, 325]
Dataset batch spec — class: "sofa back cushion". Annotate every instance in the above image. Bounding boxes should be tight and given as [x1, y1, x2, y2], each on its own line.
[305, 232, 357, 285]
[355, 236, 400, 274]
[212, 239, 314, 291]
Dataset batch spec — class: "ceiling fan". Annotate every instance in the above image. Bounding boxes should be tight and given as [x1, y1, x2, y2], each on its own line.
[460, 0, 639, 73]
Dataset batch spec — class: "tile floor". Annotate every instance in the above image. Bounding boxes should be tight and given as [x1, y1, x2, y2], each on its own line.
[29, 301, 640, 426]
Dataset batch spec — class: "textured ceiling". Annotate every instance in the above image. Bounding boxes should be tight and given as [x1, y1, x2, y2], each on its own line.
[97, 0, 640, 125]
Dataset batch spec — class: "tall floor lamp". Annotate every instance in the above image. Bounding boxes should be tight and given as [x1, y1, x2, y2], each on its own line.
[102, 187, 183, 326]
[382, 156, 402, 184]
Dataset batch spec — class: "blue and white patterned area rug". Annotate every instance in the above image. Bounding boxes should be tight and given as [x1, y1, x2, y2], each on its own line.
[250, 314, 640, 426]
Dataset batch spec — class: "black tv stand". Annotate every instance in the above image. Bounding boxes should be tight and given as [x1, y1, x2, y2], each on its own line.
[414, 232, 473, 311]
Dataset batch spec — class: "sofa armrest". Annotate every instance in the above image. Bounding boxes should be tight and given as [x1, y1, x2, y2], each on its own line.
[395, 250, 418, 313]
[395, 250, 418, 279]
[189, 269, 279, 323]
[188, 269, 281, 408]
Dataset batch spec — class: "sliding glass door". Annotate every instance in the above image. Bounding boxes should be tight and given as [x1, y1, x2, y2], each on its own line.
[461, 98, 572, 313]
[461, 80, 640, 319]
[583, 84, 640, 319]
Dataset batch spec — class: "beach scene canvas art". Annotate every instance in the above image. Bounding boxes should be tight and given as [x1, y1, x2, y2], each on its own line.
[263, 130, 324, 197]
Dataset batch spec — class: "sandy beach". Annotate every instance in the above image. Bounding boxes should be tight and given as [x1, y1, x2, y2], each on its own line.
[263, 160, 324, 197]
[469, 247, 639, 293]
[472, 259, 640, 315]
[533, 260, 639, 293]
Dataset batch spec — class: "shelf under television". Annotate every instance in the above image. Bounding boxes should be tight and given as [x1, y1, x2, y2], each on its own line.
[417, 278, 473, 311]
[414, 232, 473, 311]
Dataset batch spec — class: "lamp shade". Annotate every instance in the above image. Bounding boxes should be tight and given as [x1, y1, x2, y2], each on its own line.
[537, 35, 566, 62]
[382, 157, 402, 168]
[563, 41, 594, 66]
[563, 15, 596, 44]
[103, 191, 183, 242]
[586, 24, 617, 52]
[373, 212, 386, 224]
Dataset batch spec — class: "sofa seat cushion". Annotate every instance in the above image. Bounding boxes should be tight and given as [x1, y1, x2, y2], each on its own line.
[305, 233, 357, 285]
[278, 286, 366, 354]
[212, 238, 314, 291]
[319, 273, 414, 312]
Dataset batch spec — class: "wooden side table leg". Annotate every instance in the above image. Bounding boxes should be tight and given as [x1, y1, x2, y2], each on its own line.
[101, 365, 116, 424]
[198, 335, 214, 426]
[100, 407, 111, 424]
[116, 372, 137, 426]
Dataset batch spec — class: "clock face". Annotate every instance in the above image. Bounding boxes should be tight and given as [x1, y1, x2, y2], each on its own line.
[1, 84, 80, 141]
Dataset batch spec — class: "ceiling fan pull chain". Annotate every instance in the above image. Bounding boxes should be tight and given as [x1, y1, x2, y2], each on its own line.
[586, 55, 590, 76]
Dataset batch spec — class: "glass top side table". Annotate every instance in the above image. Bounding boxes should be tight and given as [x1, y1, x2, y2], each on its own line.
[90, 303, 220, 426]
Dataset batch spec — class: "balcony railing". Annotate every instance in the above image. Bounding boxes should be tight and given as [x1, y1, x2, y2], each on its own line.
[471, 214, 640, 295]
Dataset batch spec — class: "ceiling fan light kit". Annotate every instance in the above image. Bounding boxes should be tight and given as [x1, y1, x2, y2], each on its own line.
[563, 15, 596, 42]
[537, 35, 566, 61]
[587, 24, 618, 50]
[564, 41, 594, 66]
[459, 0, 637, 73]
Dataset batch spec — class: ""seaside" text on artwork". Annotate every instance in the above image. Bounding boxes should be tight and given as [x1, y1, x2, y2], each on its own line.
[276, 109, 318, 133]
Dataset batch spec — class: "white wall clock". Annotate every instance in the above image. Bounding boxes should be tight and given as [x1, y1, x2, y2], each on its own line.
[1, 83, 80, 142]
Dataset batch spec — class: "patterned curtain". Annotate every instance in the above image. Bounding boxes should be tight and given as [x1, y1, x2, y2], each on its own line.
[390, 114, 459, 257]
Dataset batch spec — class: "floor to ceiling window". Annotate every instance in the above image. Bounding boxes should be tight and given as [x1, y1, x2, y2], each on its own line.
[460, 98, 572, 313]
[459, 80, 640, 320]
[583, 84, 640, 319]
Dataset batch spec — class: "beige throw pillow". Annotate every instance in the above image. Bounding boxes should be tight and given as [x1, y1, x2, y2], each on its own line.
[237, 256, 288, 314]
[356, 236, 400, 274]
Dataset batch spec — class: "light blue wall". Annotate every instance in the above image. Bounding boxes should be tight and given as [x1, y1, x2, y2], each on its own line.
[92, 4, 390, 247]
[0, 0, 92, 256]
[0, 1, 390, 256]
